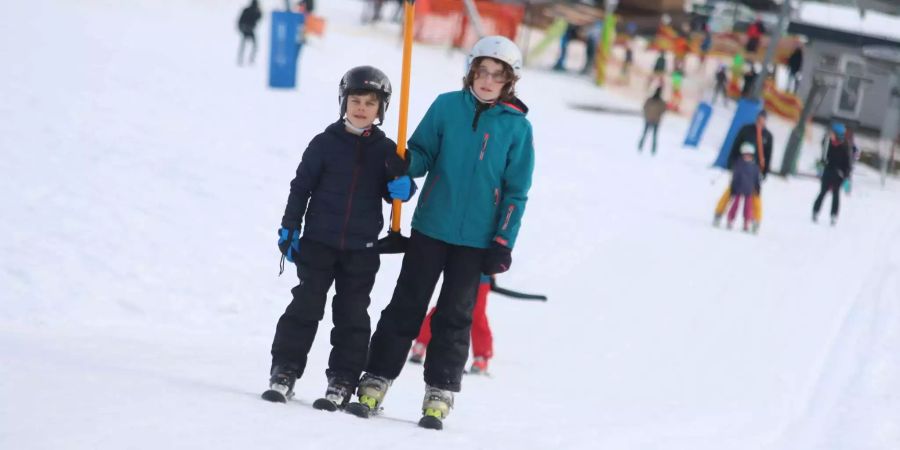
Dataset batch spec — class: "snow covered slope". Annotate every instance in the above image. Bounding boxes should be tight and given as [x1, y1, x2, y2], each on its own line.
[1, 1, 898, 449]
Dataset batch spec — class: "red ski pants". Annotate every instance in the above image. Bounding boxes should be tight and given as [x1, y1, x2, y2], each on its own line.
[414, 280, 493, 359]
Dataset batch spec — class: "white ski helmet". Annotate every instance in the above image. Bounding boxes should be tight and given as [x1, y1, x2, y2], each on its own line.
[740, 142, 756, 155]
[467, 35, 523, 78]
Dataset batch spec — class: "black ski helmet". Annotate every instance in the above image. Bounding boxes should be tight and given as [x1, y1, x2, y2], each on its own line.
[338, 66, 392, 125]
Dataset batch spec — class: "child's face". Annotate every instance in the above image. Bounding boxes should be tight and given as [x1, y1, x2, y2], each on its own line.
[472, 58, 509, 102]
[345, 93, 380, 129]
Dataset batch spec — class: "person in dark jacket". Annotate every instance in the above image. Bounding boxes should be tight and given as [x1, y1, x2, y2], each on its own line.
[638, 87, 667, 155]
[742, 66, 757, 98]
[787, 45, 803, 93]
[813, 122, 852, 225]
[714, 110, 773, 231]
[237, 0, 262, 66]
[352, 36, 534, 429]
[263, 66, 417, 410]
[712, 65, 729, 106]
[724, 143, 762, 231]
[647, 51, 667, 90]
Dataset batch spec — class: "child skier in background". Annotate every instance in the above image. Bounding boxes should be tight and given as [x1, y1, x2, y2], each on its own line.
[263, 66, 416, 410]
[724, 143, 761, 231]
[409, 275, 493, 374]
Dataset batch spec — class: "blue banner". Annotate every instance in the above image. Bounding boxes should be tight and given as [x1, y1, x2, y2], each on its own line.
[683, 101, 712, 148]
[714, 98, 763, 168]
[269, 11, 304, 89]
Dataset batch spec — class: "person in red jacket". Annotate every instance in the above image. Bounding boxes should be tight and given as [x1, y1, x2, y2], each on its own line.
[745, 18, 765, 56]
[409, 275, 493, 374]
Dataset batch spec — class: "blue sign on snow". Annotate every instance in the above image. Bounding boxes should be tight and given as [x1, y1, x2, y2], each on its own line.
[714, 98, 763, 168]
[683, 101, 713, 148]
[269, 11, 304, 89]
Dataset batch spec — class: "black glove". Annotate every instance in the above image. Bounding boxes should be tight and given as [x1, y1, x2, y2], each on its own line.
[385, 151, 410, 179]
[482, 242, 512, 275]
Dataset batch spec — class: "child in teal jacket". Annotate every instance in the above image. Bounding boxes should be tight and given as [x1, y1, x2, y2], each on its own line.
[351, 36, 535, 429]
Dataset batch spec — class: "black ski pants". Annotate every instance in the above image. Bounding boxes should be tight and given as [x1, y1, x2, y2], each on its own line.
[270, 238, 379, 385]
[366, 230, 485, 392]
[639, 122, 659, 155]
[813, 168, 843, 218]
[238, 31, 257, 65]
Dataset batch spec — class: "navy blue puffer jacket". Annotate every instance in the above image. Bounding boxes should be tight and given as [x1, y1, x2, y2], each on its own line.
[281, 121, 399, 250]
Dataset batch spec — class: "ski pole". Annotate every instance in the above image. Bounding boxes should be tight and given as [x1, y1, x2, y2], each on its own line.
[489, 278, 548, 302]
[378, 0, 415, 254]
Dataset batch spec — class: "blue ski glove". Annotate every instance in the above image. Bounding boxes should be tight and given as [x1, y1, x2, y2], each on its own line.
[278, 227, 301, 263]
[387, 176, 416, 202]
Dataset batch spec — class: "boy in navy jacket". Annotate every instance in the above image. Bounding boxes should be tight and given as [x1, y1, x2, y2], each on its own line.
[263, 66, 416, 410]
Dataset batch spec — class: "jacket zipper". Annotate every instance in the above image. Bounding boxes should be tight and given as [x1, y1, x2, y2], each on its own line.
[479, 133, 490, 160]
[501, 205, 515, 231]
[340, 140, 363, 249]
[494, 188, 500, 206]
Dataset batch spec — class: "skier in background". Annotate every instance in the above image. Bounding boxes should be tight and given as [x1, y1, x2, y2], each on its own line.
[648, 51, 667, 91]
[621, 41, 634, 79]
[745, 17, 765, 57]
[669, 69, 684, 112]
[699, 24, 712, 67]
[812, 122, 852, 225]
[720, 143, 761, 232]
[638, 87, 667, 155]
[409, 275, 494, 375]
[714, 110, 772, 232]
[237, 0, 262, 66]
[712, 64, 729, 106]
[787, 44, 804, 93]
[742, 65, 758, 98]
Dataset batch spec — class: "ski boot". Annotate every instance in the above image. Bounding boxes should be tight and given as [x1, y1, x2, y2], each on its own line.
[713, 214, 722, 227]
[468, 356, 489, 375]
[726, 220, 734, 230]
[751, 221, 760, 234]
[812, 212, 819, 223]
[408, 342, 426, 364]
[261, 365, 297, 403]
[830, 215, 838, 226]
[312, 377, 354, 412]
[418, 385, 454, 430]
[345, 373, 391, 418]
[742, 222, 750, 233]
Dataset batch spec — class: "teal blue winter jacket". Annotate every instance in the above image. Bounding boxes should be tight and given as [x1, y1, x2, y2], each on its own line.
[407, 90, 535, 249]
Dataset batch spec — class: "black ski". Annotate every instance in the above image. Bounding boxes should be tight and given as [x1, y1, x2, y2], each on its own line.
[418, 415, 443, 430]
[261, 389, 290, 403]
[345, 402, 373, 418]
[312, 398, 339, 412]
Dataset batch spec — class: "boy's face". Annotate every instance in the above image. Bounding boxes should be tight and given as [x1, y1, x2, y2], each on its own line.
[345, 92, 380, 129]
[472, 58, 509, 102]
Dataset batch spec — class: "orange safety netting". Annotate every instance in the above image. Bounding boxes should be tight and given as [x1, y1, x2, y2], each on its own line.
[413, 0, 524, 49]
